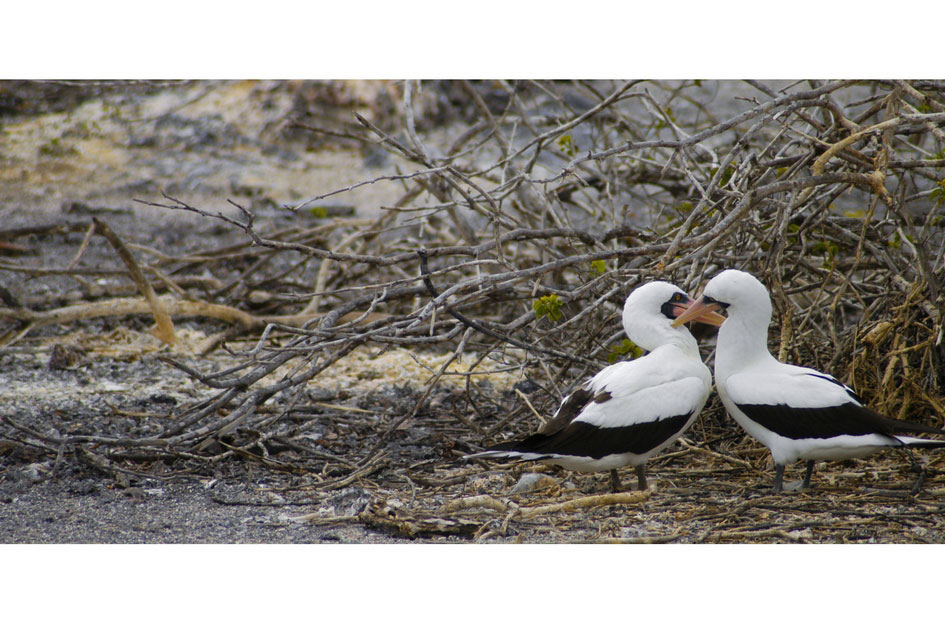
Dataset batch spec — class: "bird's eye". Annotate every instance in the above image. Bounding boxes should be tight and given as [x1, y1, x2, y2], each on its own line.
[672, 292, 684, 302]
[704, 296, 730, 309]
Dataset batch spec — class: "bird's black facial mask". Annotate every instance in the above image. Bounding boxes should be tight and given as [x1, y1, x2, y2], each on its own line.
[702, 296, 730, 312]
[669, 294, 728, 330]
[661, 292, 692, 321]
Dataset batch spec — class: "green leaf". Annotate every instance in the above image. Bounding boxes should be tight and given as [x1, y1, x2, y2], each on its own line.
[590, 260, 607, 276]
[533, 294, 563, 322]
[811, 240, 840, 258]
[556, 134, 577, 157]
[655, 106, 676, 131]
[607, 339, 644, 363]
[930, 179, 945, 208]
[308, 206, 329, 219]
[715, 162, 737, 186]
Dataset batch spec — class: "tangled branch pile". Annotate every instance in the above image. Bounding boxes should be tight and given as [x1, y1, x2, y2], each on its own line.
[2, 80, 944, 498]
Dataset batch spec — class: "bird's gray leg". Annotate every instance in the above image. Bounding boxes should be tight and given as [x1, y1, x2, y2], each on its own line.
[635, 465, 647, 491]
[772, 464, 785, 492]
[610, 469, 622, 493]
[801, 460, 815, 489]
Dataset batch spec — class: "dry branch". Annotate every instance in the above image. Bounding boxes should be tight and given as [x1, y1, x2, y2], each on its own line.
[92, 218, 177, 345]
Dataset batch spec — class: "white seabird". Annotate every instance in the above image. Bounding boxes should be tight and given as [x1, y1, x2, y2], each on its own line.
[673, 268, 945, 491]
[468, 281, 724, 492]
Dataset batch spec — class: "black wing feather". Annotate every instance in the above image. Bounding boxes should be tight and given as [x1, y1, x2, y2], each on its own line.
[491, 414, 692, 460]
[736, 402, 945, 440]
[539, 385, 594, 435]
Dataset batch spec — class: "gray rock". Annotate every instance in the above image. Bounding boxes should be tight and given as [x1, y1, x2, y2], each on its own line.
[510, 472, 556, 495]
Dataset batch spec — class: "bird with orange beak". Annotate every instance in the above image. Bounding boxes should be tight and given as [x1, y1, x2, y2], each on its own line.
[673, 269, 945, 492]
[468, 280, 725, 492]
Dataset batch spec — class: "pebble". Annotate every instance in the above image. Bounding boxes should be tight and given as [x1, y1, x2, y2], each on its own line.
[510, 472, 557, 494]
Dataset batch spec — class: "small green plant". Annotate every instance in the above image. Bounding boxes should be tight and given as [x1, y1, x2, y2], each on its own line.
[607, 339, 644, 363]
[308, 206, 329, 218]
[533, 294, 563, 322]
[709, 161, 737, 187]
[556, 134, 577, 157]
[590, 260, 607, 276]
[38, 137, 78, 158]
[887, 232, 914, 250]
[655, 106, 676, 131]
[930, 179, 945, 208]
[811, 239, 840, 259]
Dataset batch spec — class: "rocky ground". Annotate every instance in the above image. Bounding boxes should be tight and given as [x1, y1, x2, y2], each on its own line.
[3, 80, 945, 544]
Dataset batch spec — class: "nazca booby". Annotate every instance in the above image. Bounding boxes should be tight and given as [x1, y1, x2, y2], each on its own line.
[673, 269, 945, 491]
[469, 281, 724, 492]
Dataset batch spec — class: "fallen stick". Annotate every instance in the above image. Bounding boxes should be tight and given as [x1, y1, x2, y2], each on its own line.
[93, 218, 177, 345]
[517, 490, 652, 518]
[0, 297, 389, 346]
[440, 490, 652, 519]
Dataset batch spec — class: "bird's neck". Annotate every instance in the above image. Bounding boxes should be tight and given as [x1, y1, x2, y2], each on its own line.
[666, 333, 701, 358]
[714, 304, 777, 378]
[628, 322, 700, 358]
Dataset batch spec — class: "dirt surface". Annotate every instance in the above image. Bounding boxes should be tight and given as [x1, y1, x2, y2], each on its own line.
[3, 80, 945, 544]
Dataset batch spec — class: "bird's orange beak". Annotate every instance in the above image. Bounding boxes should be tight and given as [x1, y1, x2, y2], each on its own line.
[672, 296, 726, 328]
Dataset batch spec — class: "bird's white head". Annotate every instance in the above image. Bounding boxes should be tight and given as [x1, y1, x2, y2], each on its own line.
[672, 269, 776, 371]
[671, 269, 771, 332]
[622, 280, 723, 352]
[701, 269, 772, 323]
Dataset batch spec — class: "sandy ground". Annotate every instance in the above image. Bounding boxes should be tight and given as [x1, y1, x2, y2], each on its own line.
[0, 80, 440, 543]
